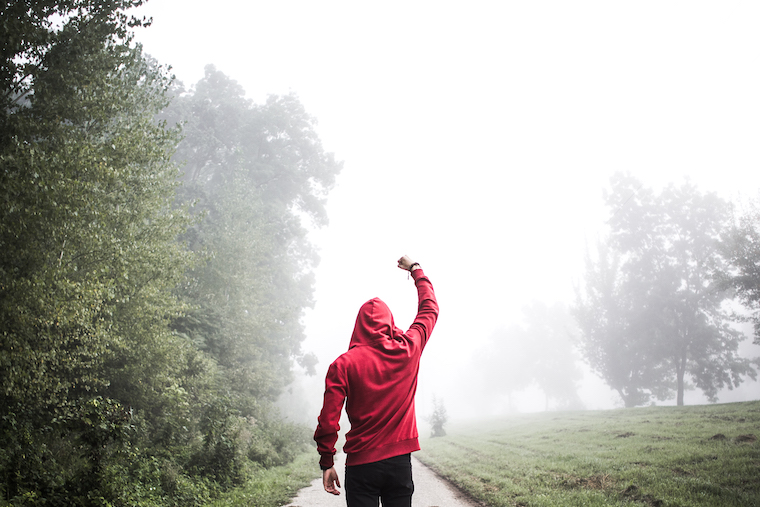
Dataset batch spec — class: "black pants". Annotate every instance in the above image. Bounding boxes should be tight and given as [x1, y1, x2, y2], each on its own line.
[345, 454, 414, 507]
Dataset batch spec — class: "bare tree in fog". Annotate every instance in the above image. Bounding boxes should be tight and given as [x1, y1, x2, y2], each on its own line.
[574, 173, 757, 407]
[474, 324, 534, 413]
[521, 302, 583, 411]
[472, 303, 581, 413]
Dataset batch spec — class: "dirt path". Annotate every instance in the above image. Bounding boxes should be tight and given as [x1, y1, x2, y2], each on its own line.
[284, 453, 480, 507]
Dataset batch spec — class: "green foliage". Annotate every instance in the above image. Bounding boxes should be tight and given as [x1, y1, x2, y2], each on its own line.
[418, 401, 760, 507]
[1, 49, 185, 405]
[1, 3, 337, 504]
[0, 1, 212, 503]
[162, 64, 340, 459]
[206, 451, 318, 507]
[574, 173, 757, 406]
[1, 1, 150, 115]
[245, 416, 312, 469]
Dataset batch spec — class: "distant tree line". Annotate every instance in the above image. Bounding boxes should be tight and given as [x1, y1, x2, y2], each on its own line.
[0, 1, 339, 505]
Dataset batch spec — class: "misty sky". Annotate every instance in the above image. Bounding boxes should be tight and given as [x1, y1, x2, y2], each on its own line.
[132, 1, 760, 417]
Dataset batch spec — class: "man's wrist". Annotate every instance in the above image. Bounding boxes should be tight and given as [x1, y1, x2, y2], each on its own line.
[409, 262, 420, 271]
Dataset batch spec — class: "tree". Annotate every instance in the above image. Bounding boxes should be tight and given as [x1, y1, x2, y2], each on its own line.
[574, 173, 756, 407]
[0, 4, 341, 501]
[161, 66, 340, 460]
[164, 68, 339, 385]
[473, 324, 535, 413]
[521, 302, 583, 411]
[721, 199, 760, 345]
[0, 2, 217, 502]
[472, 302, 582, 413]
[427, 396, 447, 438]
[574, 240, 673, 407]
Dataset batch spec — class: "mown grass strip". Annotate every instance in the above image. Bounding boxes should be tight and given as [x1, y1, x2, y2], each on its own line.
[417, 401, 760, 507]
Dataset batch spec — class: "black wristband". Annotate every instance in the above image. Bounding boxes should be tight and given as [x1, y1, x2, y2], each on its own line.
[320, 464, 331, 471]
[409, 262, 420, 271]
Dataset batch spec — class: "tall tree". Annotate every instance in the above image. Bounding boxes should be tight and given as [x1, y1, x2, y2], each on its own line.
[162, 66, 341, 414]
[574, 173, 756, 407]
[0, 2, 218, 502]
[574, 240, 677, 407]
[1, 5, 340, 502]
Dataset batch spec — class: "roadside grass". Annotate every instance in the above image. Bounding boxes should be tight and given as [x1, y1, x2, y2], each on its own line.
[417, 400, 760, 507]
[206, 451, 318, 507]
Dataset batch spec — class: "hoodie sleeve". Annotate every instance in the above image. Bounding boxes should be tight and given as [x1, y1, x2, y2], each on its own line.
[313, 360, 347, 469]
[408, 268, 439, 350]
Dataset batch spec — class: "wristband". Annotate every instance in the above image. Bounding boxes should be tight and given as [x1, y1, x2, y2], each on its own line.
[409, 262, 420, 272]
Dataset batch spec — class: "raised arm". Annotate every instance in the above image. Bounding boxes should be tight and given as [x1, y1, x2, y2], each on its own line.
[397, 255, 438, 348]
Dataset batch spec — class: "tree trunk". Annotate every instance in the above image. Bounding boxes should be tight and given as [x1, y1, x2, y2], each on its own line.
[619, 388, 636, 408]
[676, 352, 687, 406]
[676, 375, 684, 406]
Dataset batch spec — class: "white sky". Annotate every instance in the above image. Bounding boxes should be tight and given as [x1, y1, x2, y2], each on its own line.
[132, 0, 760, 418]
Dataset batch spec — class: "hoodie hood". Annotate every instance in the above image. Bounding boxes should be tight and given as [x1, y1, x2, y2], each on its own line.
[349, 298, 404, 349]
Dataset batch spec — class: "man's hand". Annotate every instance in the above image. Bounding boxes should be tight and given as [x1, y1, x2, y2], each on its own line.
[398, 255, 419, 271]
[322, 467, 341, 495]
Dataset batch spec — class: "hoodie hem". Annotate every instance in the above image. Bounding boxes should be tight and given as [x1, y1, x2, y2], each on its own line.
[345, 438, 420, 466]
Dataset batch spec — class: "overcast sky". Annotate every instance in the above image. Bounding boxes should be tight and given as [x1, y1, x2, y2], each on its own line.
[132, 0, 760, 417]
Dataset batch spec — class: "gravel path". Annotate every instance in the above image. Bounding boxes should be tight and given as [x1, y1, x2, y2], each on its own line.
[284, 453, 480, 507]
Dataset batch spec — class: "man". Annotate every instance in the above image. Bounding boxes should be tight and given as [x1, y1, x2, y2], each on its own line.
[314, 255, 439, 507]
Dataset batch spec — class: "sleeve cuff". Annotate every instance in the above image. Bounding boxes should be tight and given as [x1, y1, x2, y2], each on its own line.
[319, 454, 335, 469]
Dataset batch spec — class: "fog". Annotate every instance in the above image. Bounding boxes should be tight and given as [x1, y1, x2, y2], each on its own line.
[132, 1, 760, 425]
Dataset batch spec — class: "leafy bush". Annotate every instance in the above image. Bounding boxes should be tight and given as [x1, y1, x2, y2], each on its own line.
[246, 417, 312, 469]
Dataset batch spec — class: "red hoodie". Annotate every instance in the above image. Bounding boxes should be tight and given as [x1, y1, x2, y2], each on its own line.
[314, 268, 438, 468]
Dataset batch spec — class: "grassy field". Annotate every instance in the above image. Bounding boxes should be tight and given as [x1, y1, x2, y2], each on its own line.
[416, 400, 760, 507]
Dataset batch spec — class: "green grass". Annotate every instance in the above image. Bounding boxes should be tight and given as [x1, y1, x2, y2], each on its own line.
[206, 451, 319, 507]
[417, 401, 760, 507]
